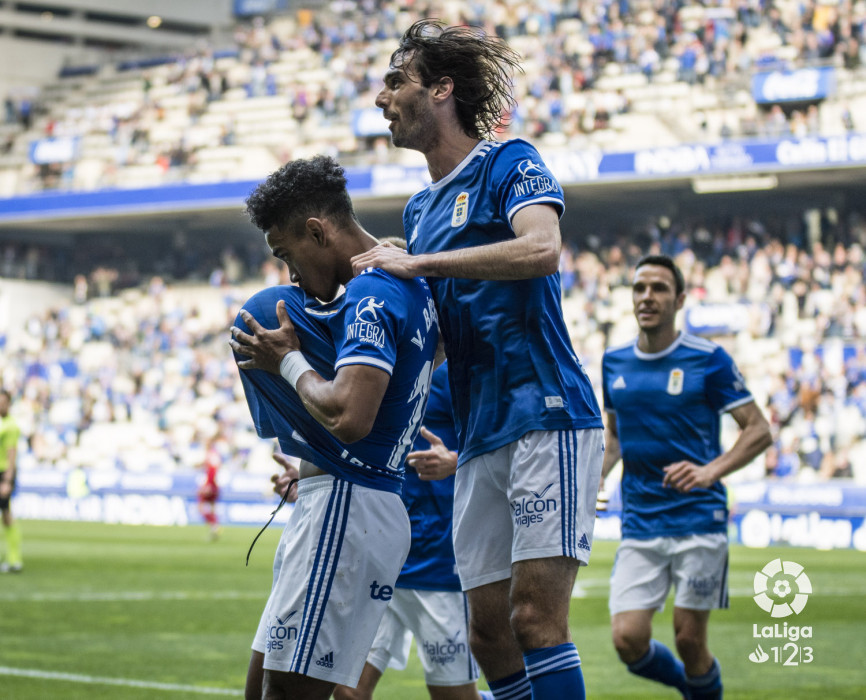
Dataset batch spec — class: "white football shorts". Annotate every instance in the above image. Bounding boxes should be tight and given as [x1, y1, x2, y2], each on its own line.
[608, 533, 730, 615]
[252, 475, 411, 687]
[453, 428, 604, 590]
[367, 587, 479, 687]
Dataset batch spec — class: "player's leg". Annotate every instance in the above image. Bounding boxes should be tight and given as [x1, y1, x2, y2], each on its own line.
[671, 533, 728, 700]
[507, 428, 604, 699]
[427, 683, 489, 700]
[245, 650, 265, 700]
[511, 555, 586, 699]
[332, 662, 383, 700]
[673, 607, 720, 699]
[262, 669, 335, 699]
[0, 499, 22, 572]
[610, 609, 654, 663]
[609, 539, 689, 696]
[454, 451, 530, 700]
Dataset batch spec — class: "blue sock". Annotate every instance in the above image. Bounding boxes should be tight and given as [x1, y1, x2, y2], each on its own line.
[479, 692, 495, 700]
[687, 657, 722, 700]
[487, 669, 531, 700]
[523, 643, 585, 700]
[627, 639, 690, 697]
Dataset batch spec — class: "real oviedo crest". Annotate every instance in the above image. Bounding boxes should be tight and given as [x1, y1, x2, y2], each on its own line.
[451, 192, 469, 227]
[666, 368, 684, 395]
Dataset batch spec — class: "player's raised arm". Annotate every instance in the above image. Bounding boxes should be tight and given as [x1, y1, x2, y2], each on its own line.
[350, 203, 560, 281]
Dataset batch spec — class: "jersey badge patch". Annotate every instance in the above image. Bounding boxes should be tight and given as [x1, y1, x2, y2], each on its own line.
[451, 192, 469, 227]
[612, 376, 626, 390]
[666, 368, 684, 395]
[355, 296, 384, 323]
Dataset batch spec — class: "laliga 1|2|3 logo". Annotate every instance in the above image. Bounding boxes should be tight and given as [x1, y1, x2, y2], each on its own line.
[747, 559, 814, 667]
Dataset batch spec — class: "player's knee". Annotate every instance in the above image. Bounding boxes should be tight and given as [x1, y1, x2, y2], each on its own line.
[333, 685, 369, 700]
[674, 628, 706, 662]
[509, 601, 563, 650]
[467, 617, 500, 657]
[611, 625, 650, 664]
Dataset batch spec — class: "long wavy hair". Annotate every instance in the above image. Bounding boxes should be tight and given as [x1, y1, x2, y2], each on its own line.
[389, 19, 523, 140]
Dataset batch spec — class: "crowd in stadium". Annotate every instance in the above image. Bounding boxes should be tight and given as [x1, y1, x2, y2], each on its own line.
[2, 0, 865, 193]
[3, 207, 864, 484]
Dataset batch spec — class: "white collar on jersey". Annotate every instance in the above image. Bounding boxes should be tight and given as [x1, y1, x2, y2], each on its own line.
[633, 331, 684, 361]
[428, 140, 492, 191]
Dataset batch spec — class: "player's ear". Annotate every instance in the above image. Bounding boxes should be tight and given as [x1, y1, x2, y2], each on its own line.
[431, 76, 454, 102]
[675, 292, 686, 310]
[304, 217, 327, 247]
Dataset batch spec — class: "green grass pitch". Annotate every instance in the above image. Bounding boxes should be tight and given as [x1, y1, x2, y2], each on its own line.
[0, 520, 863, 699]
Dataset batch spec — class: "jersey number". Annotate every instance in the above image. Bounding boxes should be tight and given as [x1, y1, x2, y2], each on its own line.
[386, 360, 433, 471]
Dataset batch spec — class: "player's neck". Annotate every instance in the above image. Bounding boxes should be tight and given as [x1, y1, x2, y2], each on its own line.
[637, 327, 679, 355]
[338, 225, 380, 284]
[425, 133, 482, 182]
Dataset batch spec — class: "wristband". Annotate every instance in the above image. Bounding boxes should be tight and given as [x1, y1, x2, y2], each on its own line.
[279, 350, 313, 390]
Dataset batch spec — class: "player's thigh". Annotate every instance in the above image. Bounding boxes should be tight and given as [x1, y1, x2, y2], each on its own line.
[509, 429, 604, 565]
[406, 589, 480, 687]
[453, 452, 513, 591]
[512, 556, 578, 619]
[262, 669, 334, 700]
[608, 538, 674, 615]
[671, 533, 729, 610]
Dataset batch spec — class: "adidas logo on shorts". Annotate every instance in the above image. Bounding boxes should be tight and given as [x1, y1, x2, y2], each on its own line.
[578, 533, 591, 551]
[316, 651, 335, 669]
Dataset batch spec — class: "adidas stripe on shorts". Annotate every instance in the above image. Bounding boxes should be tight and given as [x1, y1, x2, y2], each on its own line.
[367, 588, 479, 687]
[608, 533, 729, 615]
[453, 428, 604, 591]
[252, 474, 410, 687]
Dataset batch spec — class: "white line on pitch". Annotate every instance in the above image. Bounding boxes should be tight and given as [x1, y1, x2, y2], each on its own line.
[0, 590, 265, 603]
[0, 666, 243, 696]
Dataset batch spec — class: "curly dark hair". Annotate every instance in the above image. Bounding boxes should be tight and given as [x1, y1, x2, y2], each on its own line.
[245, 155, 357, 234]
[390, 19, 523, 140]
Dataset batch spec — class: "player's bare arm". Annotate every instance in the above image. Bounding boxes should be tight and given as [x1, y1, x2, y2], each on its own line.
[350, 204, 561, 280]
[230, 301, 299, 373]
[406, 426, 457, 481]
[662, 401, 772, 492]
[601, 411, 622, 488]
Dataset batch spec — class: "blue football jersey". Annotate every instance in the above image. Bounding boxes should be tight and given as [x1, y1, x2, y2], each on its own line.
[403, 139, 602, 464]
[602, 333, 754, 538]
[234, 268, 437, 493]
[397, 361, 460, 592]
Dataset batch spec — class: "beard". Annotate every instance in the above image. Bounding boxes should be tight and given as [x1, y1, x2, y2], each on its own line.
[391, 96, 438, 152]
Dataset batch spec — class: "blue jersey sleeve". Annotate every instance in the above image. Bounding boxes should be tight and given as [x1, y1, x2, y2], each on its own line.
[333, 270, 404, 375]
[705, 346, 753, 413]
[239, 372, 277, 439]
[493, 140, 565, 224]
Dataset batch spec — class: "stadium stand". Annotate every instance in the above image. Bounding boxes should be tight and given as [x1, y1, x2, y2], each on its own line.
[3, 0, 866, 195]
